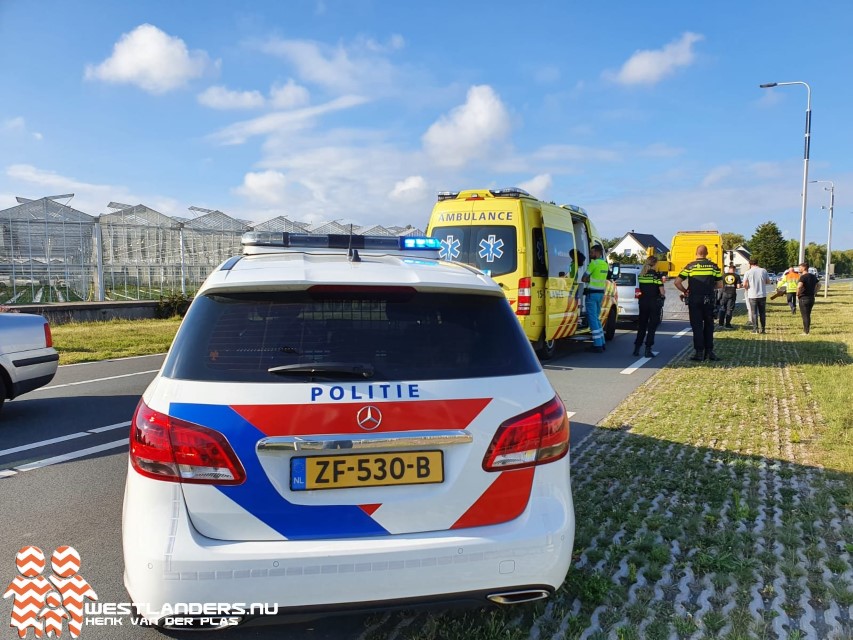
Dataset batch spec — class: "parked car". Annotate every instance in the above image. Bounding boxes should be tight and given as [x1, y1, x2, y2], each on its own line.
[613, 264, 642, 321]
[123, 233, 575, 629]
[0, 311, 59, 413]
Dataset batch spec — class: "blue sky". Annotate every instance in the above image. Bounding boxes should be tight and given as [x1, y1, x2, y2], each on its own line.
[1, 0, 852, 250]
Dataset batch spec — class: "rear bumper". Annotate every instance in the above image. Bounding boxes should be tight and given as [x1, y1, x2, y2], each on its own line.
[1, 350, 58, 398]
[122, 461, 574, 623]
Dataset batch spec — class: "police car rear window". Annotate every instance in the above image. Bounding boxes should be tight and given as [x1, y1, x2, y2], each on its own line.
[162, 290, 540, 382]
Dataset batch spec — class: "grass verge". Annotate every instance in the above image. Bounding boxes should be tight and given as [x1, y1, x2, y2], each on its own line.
[360, 286, 853, 639]
[51, 317, 181, 364]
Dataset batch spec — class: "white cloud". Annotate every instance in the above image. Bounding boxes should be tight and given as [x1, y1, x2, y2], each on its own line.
[609, 32, 704, 86]
[517, 174, 552, 200]
[422, 85, 512, 168]
[210, 95, 369, 145]
[234, 170, 289, 205]
[3, 116, 43, 140]
[85, 24, 214, 94]
[259, 37, 399, 94]
[389, 176, 427, 202]
[198, 86, 265, 110]
[701, 165, 733, 187]
[534, 66, 561, 84]
[5, 164, 181, 217]
[269, 80, 310, 109]
[640, 143, 684, 158]
[3, 117, 26, 132]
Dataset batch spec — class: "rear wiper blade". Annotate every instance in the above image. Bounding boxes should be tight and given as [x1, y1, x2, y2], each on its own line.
[268, 362, 375, 379]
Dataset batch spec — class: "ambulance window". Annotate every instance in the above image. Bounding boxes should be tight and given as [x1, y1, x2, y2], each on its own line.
[471, 226, 516, 276]
[532, 228, 547, 277]
[429, 225, 516, 276]
[544, 228, 576, 279]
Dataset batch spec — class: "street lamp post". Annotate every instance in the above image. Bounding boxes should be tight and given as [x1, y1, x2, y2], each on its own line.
[760, 81, 811, 265]
[810, 180, 834, 298]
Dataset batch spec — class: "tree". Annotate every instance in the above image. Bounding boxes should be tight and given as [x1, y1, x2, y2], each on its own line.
[784, 239, 800, 268]
[601, 236, 621, 253]
[721, 232, 746, 251]
[805, 243, 826, 271]
[748, 222, 787, 273]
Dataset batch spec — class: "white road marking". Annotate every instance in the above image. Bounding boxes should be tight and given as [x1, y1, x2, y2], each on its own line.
[566, 411, 576, 419]
[15, 439, 128, 472]
[620, 358, 651, 374]
[0, 432, 89, 457]
[88, 421, 131, 433]
[0, 422, 131, 458]
[37, 369, 159, 391]
[0, 469, 17, 478]
[673, 328, 691, 338]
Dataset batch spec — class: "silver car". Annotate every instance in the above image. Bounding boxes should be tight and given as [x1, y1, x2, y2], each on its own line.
[0, 312, 59, 413]
[614, 265, 642, 321]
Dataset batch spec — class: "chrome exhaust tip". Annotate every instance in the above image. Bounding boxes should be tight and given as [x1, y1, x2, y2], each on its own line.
[487, 589, 551, 605]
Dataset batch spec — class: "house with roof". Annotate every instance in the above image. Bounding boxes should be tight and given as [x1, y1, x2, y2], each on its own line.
[723, 245, 751, 274]
[610, 231, 669, 261]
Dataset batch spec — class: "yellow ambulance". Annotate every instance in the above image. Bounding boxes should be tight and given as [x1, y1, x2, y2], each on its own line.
[426, 188, 618, 359]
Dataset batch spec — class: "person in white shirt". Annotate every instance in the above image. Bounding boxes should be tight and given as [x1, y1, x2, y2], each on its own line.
[742, 257, 771, 334]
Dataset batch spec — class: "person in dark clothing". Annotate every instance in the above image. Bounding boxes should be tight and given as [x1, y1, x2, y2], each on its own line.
[674, 245, 723, 361]
[717, 264, 741, 328]
[632, 256, 666, 358]
[797, 262, 819, 334]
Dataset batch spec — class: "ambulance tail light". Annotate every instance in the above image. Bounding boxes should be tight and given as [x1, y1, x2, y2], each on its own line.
[517, 277, 532, 315]
[482, 396, 569, 471]
[130, 400, 246, 485]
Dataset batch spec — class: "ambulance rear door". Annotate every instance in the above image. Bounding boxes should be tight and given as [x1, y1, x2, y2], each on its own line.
[541, 209, 579, 340]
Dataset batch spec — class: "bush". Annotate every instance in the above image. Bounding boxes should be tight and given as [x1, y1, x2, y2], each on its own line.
[155, 293, 192, 319]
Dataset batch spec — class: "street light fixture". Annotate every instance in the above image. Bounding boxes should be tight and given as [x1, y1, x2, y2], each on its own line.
[760, 81, 811, 264]
[809, 180, 834, 298]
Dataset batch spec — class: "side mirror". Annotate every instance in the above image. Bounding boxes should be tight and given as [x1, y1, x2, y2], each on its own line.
[610, 264, 621, 278]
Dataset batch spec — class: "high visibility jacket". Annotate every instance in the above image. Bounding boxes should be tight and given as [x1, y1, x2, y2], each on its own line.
[638, 270, 664, 300]
[586, 258, 609, 292]
[785, 271, 799, 293]
[678, 259, 722, 298]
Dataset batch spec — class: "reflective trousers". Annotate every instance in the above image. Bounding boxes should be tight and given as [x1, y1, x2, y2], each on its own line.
[586, 292, 604, 347]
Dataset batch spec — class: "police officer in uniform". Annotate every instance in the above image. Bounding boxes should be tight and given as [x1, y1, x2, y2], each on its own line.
[632, 256, 665, 358]
[717, 264, 741, 328]
[674, 244, 723, 361]
[582, 242, 608, 353]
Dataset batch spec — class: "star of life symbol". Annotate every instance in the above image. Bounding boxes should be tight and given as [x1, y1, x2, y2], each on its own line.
[478, 235, 504, 263]
[356, 406, 382, 431]
[3, 545, 97, 638]
[439, 235, 461, 261]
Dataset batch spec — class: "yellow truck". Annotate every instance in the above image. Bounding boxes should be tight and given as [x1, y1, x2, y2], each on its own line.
[666, 231, 723, 278]
[426, 188, 617, 359]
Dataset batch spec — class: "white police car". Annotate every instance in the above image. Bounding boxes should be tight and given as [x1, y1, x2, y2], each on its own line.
[122, 233, 574, 629]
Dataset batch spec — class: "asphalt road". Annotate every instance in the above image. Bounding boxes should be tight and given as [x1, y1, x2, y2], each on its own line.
[0, 319, 695, 640]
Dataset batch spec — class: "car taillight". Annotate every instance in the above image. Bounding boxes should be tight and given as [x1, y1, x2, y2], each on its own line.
[635, 287, 642, 299]
[129, 400, 245, 485]
[482, 396, 569, 471]
[43, 323, 53, 348]
[517, 277, 532, 315]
